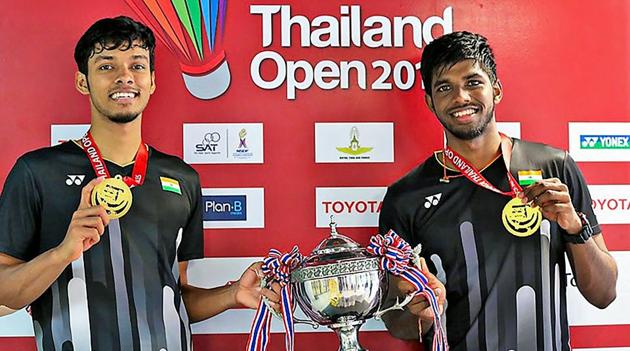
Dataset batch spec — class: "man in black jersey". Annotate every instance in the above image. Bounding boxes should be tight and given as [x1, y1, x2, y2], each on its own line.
[379, 31, 618, 350]
[0, 16, 279, 350]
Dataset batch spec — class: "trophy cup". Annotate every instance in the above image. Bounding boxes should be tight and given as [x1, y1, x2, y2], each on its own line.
[290, 220, 388, 350]
[249, 217, 447, 351]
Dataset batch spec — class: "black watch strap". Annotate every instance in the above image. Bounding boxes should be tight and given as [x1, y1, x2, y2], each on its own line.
[563, 212, 594, 244]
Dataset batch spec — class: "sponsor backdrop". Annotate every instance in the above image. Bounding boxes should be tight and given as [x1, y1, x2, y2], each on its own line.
[1, 1, 629, 350]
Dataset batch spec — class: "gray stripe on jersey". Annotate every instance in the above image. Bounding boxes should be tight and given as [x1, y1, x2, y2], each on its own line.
[68, 277, 90, 349]
[130, 248, 153, 351]
[554, 264, 562, 351]
[163, 286, 183, 351]
[173, 228, 191, 350]
[541, 220, 552, 350]
[516, 285, 537, 350]
[34, 320, 44, 350]
[485, 267, 499, 350]
[109, 219, 134, 349]
[460, 221, 481, 351]
[430, 254, 447, 332]
[51, 281, 71, 350]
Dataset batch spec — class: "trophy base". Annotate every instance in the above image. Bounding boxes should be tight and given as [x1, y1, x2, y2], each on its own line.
[330, 317, 367, 351]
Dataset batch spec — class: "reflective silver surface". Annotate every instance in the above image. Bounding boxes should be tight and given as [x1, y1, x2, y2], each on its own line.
[293, 261, 386, 325]
[288, 219, 389, 350]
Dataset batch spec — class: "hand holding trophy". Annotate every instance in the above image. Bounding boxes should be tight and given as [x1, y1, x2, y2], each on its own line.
[247, 217, 449, 351]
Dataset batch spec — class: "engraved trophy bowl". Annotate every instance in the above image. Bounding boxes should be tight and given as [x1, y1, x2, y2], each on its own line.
[290, 220, 388, 351]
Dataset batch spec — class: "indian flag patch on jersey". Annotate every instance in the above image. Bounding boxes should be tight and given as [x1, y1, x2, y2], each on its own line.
[160, 177, 181, 195]
[518, 170, 543, 186]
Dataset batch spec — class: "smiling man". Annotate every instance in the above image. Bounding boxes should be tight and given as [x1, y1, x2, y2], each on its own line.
[0, 16, 278, 351]
[379, 31, 618, 350]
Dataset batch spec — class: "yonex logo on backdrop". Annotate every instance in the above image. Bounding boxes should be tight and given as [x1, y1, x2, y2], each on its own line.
[203, 195, 247, 221]
[580, 135, 630, 149]
[66, 175, 85, 186]
[424, 193, 442, 208]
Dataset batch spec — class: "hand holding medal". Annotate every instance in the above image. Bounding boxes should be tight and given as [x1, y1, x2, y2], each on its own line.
[518, 178, 582, 234]
[55, 177, 110, 263]
[443, 133, 543, 237]
[81, 131, 147, 220]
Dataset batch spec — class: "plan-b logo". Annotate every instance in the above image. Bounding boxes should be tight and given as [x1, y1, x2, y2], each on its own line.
[202, 188, 264, 228]
[569, 123, 630, 162]
[203, 195, 247, 221]
[580, 135, 630, 149]
[424, 193, 442, 208]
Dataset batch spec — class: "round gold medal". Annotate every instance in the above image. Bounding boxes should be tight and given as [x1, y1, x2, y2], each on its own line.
[501, 197, 542, 237]
[91, 175, 133, 219]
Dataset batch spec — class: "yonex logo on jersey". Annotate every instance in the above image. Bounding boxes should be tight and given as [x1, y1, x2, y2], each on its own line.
[66, 175, 85, 186]
[424, 193, 442, 208]
[580, 135, 630, 149]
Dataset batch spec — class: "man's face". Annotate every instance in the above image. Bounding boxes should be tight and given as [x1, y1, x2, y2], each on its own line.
[76, 41, 155, 124]
[425, 59, 502, 141]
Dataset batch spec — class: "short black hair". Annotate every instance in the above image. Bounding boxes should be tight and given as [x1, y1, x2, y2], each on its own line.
[420, 31, 497, 96]
[74, 16, 156, 76]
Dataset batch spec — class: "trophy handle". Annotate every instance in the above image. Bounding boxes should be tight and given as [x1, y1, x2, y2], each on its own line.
[260, 277, 321, 329]
[372, 293, 415, 320]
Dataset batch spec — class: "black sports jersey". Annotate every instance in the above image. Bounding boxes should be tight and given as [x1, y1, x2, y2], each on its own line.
[379, 138, 599, 351]
[0, 141, 204, 351]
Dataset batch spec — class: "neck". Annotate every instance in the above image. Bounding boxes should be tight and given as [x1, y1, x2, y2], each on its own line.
[89, 116, 142, 165]
[445, 128, 502, 170]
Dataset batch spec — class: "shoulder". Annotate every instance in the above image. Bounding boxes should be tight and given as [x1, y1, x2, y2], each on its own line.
[148, 146, 199, 182]
[512, 138, 566, 166]
[386, 154, 440, 198]
[16, 142, 80, 170]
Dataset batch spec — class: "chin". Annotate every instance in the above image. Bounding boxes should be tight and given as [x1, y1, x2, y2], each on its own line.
[107, 113, 140, 124]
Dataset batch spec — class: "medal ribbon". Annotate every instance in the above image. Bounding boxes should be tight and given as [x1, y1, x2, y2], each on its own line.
[443, 133, 521, 197]
[80, 131, 148, 187]
[247, 246, 304, 351]
[367, 231, 449, 351]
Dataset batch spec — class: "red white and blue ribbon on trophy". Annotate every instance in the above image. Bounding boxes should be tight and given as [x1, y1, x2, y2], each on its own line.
[247, 246, 304, 351]
[367, 230, 449, 351]
[247, 232, 448, 351]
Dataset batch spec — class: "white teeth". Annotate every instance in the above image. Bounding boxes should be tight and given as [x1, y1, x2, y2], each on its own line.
[111, 92, 135, 100]
[452, 108, 477, 117]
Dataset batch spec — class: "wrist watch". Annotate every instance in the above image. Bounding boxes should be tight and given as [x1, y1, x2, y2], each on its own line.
[562, 212, 594, 244]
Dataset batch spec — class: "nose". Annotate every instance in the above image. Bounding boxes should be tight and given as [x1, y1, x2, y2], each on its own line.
[115, 66, 134, 85]
[453, 86, 471, 104]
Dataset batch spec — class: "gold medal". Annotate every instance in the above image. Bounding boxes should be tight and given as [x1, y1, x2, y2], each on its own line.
[91, 175, 133, 219]
[502, 197, 542, 237]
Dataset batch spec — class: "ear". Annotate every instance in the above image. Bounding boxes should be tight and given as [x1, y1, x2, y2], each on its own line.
[492, 79, 503, 104]
[149, 71, 156, 95]
[75, 71, 90, 95]
[424, 94, 435, 113]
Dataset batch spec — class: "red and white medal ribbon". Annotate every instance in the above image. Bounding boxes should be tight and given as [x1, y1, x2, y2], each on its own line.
[443, 133, 521, 197]
[80, 131, 148, 187]
[247, 246, 303, 351]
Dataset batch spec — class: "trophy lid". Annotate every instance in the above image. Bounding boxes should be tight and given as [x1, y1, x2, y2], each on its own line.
[307, 217, 369, 264]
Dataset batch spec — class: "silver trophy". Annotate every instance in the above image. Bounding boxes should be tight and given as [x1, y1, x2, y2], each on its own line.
[267, 218, 419, 351]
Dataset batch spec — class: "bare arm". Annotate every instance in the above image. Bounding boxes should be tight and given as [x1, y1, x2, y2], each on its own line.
[179, 261, 280, 323]
[566, 233, 618, 308]
[0, 178, 108, 309]
[522, 178, 618, 308]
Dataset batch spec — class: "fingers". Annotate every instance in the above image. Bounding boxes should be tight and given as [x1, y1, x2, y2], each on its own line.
[261, 287, 281, 313]
[78, 177, 105, 210]
[73, 205, 110, 228]
[520, 178, 569, 207]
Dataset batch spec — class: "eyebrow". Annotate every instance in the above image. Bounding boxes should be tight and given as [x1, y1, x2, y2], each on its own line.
[434, 72, 485, 88]
[92, 54, 148, 63]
